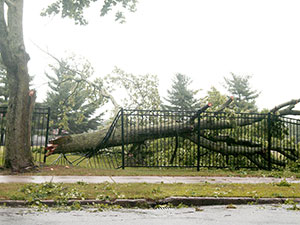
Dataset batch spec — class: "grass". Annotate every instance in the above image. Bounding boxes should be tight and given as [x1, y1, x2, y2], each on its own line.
[1, 148, 300, 178]
[1, 182, 300, 201]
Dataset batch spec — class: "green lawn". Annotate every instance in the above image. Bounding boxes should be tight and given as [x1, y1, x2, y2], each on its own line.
[1, 182, 300, 201]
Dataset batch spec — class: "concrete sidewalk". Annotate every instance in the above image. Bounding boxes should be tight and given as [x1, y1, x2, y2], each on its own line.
[0, 175, 300, 184]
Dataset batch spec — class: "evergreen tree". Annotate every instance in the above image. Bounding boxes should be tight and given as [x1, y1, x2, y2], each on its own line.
[224, 73, 260, 112]
[163, 73, 199, 111]
[45, 56, 102, 135]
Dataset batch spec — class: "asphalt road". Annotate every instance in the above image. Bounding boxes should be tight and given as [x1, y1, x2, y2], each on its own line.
[1, 205, 300, 225]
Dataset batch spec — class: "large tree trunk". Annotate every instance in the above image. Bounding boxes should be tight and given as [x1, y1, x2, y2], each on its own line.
[48, 121, 193, 155]
[0, 0, 35, 171]
[4, 63, 35, 171]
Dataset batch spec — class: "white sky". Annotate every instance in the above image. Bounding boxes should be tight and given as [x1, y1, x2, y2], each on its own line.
[23, 0, 300, 110]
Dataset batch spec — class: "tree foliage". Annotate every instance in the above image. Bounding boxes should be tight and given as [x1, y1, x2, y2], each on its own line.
[163, 73, 199, 111]
[203, 86, 228, 111]
[45, 55, 103, 135]
[224, 73, 260, 113]
[41, 0, 138, 24]
[106, 67, 161, 110]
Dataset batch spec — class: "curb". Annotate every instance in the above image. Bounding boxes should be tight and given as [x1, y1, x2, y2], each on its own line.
[1, 197, 300, 207]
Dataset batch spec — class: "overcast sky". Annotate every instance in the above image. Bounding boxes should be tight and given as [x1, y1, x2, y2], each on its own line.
[23, 0, 300, 110]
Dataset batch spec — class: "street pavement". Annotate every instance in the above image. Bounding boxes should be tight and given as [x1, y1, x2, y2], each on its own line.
[1, 205, 300, 225]
[0, 175, 300, 184]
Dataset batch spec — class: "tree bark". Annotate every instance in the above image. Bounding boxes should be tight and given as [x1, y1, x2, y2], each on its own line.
[0, 0, 35, 171]
[48, 122, 194, 155]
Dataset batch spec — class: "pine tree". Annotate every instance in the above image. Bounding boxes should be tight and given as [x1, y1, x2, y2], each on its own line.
[45, 56, 102, 135]
[224, 73, 260, 113]
[163, 73, 199, 111]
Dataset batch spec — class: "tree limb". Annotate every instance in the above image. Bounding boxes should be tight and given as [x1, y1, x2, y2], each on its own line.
[183, 133, 263, 156]
[190, 103, 212, 123]
[216, 96, 234, 112]
[207, 135, 262, 147]
[271, 98, 300, 114]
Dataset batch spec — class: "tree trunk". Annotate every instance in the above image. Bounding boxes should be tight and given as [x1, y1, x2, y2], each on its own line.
[0, 0, 35, 171]
[48, 122, 193, 155]
[4, 65, 35, 171]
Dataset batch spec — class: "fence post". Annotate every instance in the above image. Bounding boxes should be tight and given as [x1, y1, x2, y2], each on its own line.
[267, 113, 272, 170]
[121, 108, 125, 170]
[44, 107, 51, 163]
[197, 111, 201, 171]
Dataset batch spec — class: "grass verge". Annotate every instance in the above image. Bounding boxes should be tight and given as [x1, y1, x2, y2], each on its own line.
[1, 181, 300, 201]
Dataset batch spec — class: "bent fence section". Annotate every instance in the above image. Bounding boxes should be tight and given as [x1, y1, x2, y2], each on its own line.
[49, 109, 300, 170]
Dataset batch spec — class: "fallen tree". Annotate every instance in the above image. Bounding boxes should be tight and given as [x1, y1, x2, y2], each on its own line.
[45, 98, 300, 169]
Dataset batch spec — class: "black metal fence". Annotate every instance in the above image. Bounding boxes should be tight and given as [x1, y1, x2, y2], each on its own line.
[99, 109, 300, 170]
[0, 107, 50, 166]
[7, 107, 298, 171]
[52, 109, 300, 170]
